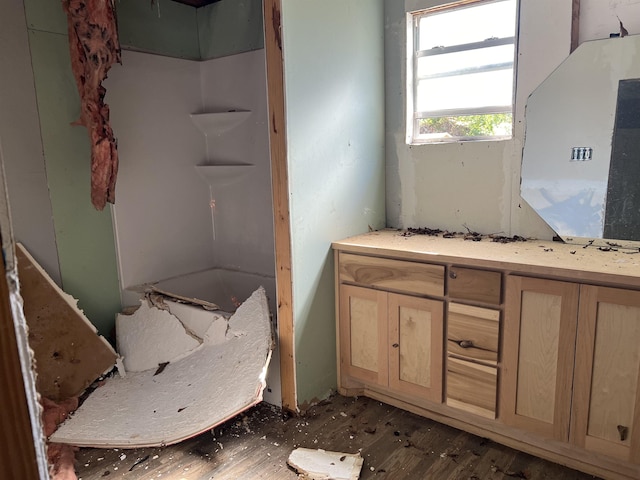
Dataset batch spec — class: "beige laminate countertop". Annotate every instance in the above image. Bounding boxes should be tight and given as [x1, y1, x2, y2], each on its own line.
[332, 229, 640, 289]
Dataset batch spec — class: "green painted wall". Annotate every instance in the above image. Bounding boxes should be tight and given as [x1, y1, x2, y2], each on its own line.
[24, 24, 121, 337]
[281, 0, 386, 404]
[117, 0, 200, 60]
[197, 0, 264, 60]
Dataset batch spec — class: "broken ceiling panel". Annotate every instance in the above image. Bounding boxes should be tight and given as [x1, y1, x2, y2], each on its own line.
[16, 243, 117, 401]
[50, 287, 272, 448]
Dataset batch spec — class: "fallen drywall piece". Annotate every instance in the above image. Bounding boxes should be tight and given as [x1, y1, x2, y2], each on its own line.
[287, 448, 364, 480]
[116, 300, 202, 372]
[128, 283, 222, 311]
[165, 299, 229, 340]
[16, 243, 117, 401]
[50, 287, 272, 448]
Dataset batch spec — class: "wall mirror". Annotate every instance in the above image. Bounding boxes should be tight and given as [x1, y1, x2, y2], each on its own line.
[521, 34, 640, 247]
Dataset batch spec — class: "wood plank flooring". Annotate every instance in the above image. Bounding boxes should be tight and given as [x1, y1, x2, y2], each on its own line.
[74, 395, 599, 480]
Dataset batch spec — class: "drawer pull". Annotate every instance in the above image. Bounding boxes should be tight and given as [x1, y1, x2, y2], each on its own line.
[392, 343, 399, 348]
[457, 340, 474, 349]
[617, 425, 629, 442]
[449, 271, 457, 279]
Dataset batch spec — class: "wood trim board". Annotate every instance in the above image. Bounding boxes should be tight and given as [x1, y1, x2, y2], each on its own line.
[263, 0, 297, 411]
[0, 253, 40, 479]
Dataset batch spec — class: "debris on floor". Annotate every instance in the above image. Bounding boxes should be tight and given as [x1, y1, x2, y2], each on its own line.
[50, 286, 273, 448]
[287, 448, 364, 480]
[16, 243, 117, 400]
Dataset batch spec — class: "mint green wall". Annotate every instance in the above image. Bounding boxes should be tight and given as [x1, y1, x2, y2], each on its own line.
[197, 0, 264, 60]
[117, 0, 200, 60]
[24, 19, 121, 337]
[281, 0, 386, 404]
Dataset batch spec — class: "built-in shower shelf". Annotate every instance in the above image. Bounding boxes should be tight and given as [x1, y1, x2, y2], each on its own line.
[195, 164, 254, 187]
[190, 111, 251, 136]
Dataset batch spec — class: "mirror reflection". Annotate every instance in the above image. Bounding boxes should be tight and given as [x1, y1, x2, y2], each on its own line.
[521, 35, 640, 245]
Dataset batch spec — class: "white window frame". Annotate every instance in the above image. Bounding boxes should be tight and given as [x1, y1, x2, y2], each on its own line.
[406, 0, 520, 145]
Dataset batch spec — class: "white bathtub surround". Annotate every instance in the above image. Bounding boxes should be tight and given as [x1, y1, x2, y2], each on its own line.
[51, 287, 272, 448]
[106, 47, 281, 406]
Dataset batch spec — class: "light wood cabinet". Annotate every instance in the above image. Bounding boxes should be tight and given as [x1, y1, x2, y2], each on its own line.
[338, 283, 443, 402]
[333, 231, 640, 479]
[571, 285, 640, 463]
[501, 276, 579, 441]
[503, 277, 640, 464]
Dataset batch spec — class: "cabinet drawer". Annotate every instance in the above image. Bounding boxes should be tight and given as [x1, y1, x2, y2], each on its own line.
[447, 303, 499, 365]
[339, 253, 444, 297]
[446, 357, 497, 419]
[448, 267, 501, 305]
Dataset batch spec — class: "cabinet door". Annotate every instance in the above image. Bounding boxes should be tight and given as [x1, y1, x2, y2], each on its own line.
[571, 286, 640, 463]
[388, 293, 443, 403]
[339, 284, 388, 387]
[501, 276, 579, 441]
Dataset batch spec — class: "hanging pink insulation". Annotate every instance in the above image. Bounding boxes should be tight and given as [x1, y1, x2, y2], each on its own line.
[62, 0, 121, 210]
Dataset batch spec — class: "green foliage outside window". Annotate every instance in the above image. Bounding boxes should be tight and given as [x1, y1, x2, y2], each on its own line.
[419, 113, 512, 138]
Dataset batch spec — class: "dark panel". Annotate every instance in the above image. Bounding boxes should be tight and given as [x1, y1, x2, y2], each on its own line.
[170, 0, 222, 7]
[603, 79, 640, 240]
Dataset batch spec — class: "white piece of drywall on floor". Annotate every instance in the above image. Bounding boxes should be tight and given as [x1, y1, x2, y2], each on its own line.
[106, 51, 213, 303]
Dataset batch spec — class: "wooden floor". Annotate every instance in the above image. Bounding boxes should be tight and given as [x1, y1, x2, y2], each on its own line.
[75, 395, 600, 480]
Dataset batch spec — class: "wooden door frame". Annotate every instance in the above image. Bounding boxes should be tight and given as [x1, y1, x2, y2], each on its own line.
[263, 0, 297, 412]
[0, 246, 42, 479]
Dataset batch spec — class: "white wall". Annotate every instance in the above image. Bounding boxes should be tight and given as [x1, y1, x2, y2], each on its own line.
[199, 50, 275, 278]
[107, 49, 276, 303]
[282, 0, 386, 403]
[0, 0, 61, 284]
[385, 0, 573, 239]
[106, 51, 212, 303]
[580, 0, 640, 42]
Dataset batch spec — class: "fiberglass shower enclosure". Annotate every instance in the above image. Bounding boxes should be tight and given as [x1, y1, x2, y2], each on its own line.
[106, 48, 281, 405]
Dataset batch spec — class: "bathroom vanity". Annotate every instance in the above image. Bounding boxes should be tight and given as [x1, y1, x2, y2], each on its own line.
[333, 230, 640, 480]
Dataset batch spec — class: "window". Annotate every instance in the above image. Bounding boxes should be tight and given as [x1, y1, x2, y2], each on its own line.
[407, 0, 518, 144]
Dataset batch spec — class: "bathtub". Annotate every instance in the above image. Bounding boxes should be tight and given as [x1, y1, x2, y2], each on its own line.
[148, 267, 276, 316]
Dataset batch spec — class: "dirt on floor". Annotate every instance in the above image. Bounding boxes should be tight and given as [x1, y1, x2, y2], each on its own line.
[74, 394, 600, 480]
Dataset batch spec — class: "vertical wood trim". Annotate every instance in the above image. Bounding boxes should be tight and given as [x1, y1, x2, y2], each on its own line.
[571, 0, 580, 52]
[335, 251, 342, 387]
[501, 275, 523, 425]
[0, 258, 41, 480]
[263, 0, 297, 411]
